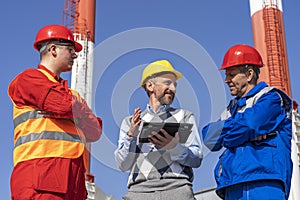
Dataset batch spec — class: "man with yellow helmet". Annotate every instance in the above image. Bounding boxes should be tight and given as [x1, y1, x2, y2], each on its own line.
[115, 59, 203, 200]
[8, 24, 102, 200]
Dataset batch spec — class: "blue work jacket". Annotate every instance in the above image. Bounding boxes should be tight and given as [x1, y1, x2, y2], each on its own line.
[202, 82, 292, 199]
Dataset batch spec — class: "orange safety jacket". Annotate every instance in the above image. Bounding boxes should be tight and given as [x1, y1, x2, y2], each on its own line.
[12, 69, 86, 166]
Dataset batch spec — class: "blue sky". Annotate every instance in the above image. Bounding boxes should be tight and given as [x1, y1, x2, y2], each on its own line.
[1, 1, 300, 199]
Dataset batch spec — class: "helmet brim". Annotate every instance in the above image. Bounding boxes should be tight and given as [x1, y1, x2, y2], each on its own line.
[74, 41, 83, 52]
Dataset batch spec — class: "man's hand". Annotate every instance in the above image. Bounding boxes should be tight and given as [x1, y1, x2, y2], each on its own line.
[37, 109, 78, 123]
[37, 109, 55, 117]
[252, 134, 267, 142]
[127, 108, 141, 137]
[148, 129, 179, 150]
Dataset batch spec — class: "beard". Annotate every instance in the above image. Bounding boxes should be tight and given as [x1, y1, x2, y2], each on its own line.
[156, 90, 175, 105]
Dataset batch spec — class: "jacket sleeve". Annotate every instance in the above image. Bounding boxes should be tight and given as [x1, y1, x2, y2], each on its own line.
[168, 114, 203, 168]
[202, 120, 227, 151]
[114, 117, 138, 171]
[9, 68, 86, 118]
[74, 99, 102, 142]
[8, 68, 102, 142]
[203, 91, 287, 150]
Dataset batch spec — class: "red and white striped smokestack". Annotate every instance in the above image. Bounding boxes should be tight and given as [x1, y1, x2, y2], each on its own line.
[70, 0, 96, 182]
[249, 0, 292, 97]
[250, 2, 300, 200]
[74, 0, 95, 43]
[71, 0, 95, 107]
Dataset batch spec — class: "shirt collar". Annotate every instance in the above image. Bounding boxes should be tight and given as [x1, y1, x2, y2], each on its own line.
[146, 104, 170, 114]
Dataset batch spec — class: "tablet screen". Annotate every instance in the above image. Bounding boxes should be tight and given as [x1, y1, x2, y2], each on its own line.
[139, 122, 193, 143]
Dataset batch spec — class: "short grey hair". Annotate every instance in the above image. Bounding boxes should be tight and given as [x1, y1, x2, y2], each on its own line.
[238, 65, 260, 82]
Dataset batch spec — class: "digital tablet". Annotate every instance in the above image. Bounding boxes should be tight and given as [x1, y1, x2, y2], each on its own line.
[138, 122, 193, 143]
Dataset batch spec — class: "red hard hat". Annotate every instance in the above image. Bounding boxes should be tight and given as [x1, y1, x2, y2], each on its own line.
[33, 24, 82, 52]
[220, 44, 263, 70]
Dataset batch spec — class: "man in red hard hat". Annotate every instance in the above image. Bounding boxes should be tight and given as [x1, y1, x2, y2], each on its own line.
[8, 24, 102, 200]
[202, 44, 292, 199]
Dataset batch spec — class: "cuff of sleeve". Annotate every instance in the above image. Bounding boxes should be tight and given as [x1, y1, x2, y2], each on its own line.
[168, 143, 185, 158]
[123, 134, 137, 148]
[97, 117, 103, 128]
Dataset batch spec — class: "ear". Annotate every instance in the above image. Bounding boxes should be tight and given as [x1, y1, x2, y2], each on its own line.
[48, 44, 58, 57]
[246, 68, 255, 82]
[145, 81, 154, 92]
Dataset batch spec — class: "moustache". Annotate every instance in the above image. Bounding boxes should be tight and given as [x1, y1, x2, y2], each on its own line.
[156, 90, 175, 100]
[164, 91, 174, 96]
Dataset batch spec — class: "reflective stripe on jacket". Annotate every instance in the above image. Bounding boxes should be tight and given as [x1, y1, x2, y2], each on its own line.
[12, 69, 85, 166]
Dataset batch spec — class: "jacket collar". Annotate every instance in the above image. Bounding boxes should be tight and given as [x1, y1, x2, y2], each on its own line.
[244, 82, 268, 98]
[234, 82, 268, 107]
[38, 64, 62, 82]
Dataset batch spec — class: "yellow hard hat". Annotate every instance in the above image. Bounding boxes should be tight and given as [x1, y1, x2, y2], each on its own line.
[141, 60, 183, 88]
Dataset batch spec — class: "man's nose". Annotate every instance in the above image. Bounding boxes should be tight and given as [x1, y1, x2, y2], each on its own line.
[169, 83, 176, 91]
[224, 75, 231, 83]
